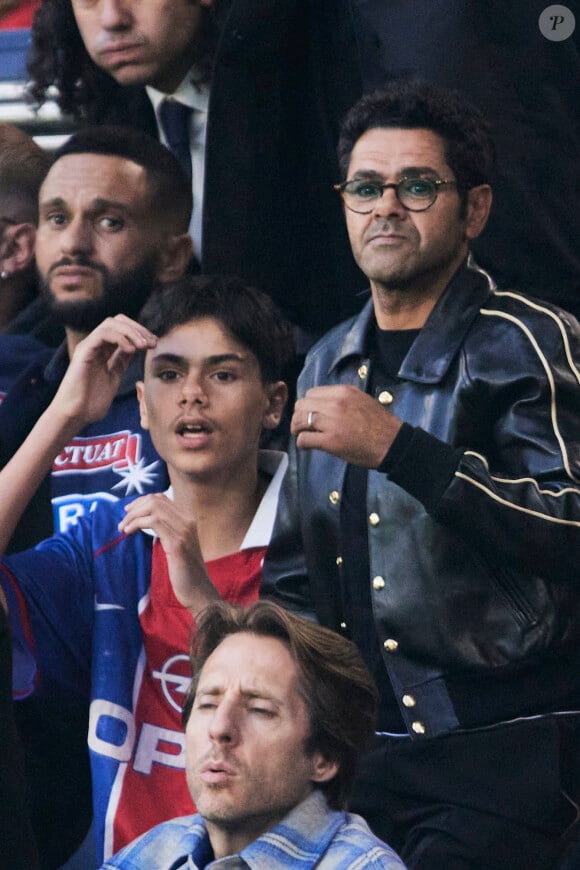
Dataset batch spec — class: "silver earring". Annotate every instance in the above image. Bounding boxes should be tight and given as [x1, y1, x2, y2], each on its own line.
[0, 270, 9, 280]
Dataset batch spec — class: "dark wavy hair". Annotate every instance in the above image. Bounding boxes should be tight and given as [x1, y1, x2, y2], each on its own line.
[27, 0, 221, 122]
[139, 274, 294, 384]
[182, 600, 378, 811]
[337, 80, 495, 208]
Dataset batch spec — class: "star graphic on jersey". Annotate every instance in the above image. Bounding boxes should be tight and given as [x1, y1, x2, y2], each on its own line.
[112, 457, 161, 496]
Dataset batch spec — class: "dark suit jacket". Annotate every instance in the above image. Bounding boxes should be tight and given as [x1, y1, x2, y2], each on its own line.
[97, 0, 367, 337]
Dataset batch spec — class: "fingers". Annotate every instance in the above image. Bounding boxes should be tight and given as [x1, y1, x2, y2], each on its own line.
[74, 314, 157, 362]
[291, 385, 402, 466]
[291, 386, 350, 436]
[291, 403, 321, 437]
[118, 494, 197, 556]
[118, 493, 171, 536]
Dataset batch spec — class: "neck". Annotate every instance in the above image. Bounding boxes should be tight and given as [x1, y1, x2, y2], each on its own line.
[65, 327, 88, 359]
[205, 799, 303, 860]
[170, 463, 266, 561]
[150, 46, 197, 94]
[371, 286, 437, 329]
[371, 254, 464, 330]
[207, 825, 260, 861]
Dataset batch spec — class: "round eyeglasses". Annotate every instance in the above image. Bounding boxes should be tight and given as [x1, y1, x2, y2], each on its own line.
[334, 177, 458, 214]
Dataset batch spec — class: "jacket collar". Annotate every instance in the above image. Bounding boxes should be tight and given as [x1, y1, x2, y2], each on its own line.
[184, 792, 344, 868]
[329, 257, 494, 384]
[141, 450, 288, 548]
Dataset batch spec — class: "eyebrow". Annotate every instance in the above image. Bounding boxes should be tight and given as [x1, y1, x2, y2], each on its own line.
[149, 352, 248, 367]
[351, 166, 442, 180]
[196, 686, 280, 704]
[39, 196, 133, 214]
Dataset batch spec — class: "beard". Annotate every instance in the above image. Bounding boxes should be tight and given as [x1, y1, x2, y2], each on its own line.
[39, 254, 159, 332]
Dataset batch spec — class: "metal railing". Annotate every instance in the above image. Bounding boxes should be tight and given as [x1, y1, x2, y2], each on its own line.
[0, 81, 75, 149]
[0, 28, 76, 150]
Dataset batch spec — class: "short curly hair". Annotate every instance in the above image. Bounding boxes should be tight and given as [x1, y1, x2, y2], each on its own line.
[337, 80, 495, 197]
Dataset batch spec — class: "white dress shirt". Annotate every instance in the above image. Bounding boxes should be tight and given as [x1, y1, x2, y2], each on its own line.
[147, 74, 209, 260]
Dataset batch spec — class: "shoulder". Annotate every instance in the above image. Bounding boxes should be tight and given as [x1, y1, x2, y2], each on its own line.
[88, 498, 154, 554]
[306, 318, 356, 360]
[325, 812, 407, 868]
[476, 288, 580, 343]
[39, 497, 147, 560]
[96, 87, 157, 135]
[463, 288, 580, 376]
[307, 301, 371, 360]
[3, 498, 136, 573]
[300, 301, 373, 388]
[102, 815, 204, 868]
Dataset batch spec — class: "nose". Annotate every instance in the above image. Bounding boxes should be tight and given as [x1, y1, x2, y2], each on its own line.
[180, 373, 208, 407]
[208, 700, 240, 746]
[373, 185, 407, 220]
[99, 0, 132, 29]
[60, 216, 93, 258]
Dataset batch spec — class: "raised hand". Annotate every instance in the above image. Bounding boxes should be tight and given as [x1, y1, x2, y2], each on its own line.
[292, 384, 403, 468]
[0, 315, 158, 558]
[118, 493, 220, 616]
[53, 314, 157, 428]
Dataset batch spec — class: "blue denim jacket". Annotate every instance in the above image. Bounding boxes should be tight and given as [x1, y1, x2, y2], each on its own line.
[100, 790, 406, 869]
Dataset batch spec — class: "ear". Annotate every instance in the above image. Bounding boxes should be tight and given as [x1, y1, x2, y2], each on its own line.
[465, 184, 492, 241]
[0, 222, 36, 275]
[135, 381, 149, 431]
[262, 381, 288, 431]
[156, 233, 194, 284]
[310, 751, 339, 786]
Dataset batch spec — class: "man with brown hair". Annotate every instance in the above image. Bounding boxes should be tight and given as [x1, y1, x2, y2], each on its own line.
[0, 123, 49, 332]
[0, 123, 60, 399]
[102, 600, 406, 869]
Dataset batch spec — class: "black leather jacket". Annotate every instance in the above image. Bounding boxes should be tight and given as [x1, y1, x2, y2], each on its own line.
[263, 262, 580, 738]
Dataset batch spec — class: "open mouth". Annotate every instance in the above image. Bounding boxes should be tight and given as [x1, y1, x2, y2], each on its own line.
[175, 420, 214, 446]
[177, 421, 210, 435]
[201, 760, 236, 783]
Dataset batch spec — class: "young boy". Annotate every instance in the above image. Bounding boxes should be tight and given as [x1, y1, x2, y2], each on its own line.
[0, 274, 292, 863]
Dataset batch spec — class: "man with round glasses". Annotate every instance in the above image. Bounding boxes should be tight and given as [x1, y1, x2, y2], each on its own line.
[264, 80, 580, 869]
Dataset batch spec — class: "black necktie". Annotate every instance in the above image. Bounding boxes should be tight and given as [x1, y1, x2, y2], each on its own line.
[159, 98, 193, 181]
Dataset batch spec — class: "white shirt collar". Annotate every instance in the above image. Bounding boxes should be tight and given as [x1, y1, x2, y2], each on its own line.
[142, 450, 288, 551]
[146, 70, 209, 116]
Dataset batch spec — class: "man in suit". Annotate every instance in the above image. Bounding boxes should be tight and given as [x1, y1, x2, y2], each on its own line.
[28, 0, 363, 339]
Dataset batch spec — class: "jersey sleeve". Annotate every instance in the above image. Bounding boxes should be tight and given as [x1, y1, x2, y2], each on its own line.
[0, 520, 96, 699]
